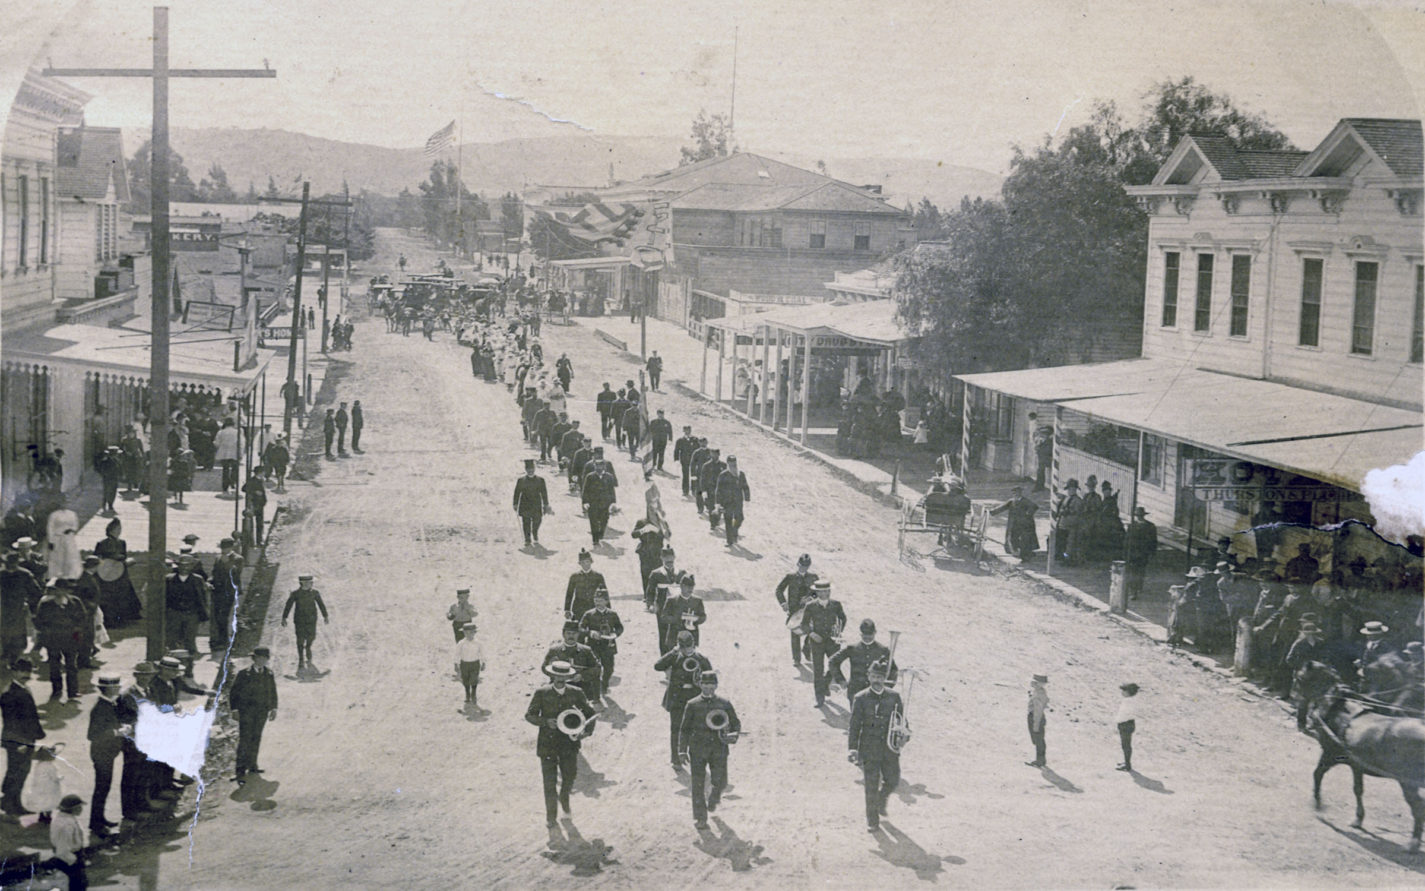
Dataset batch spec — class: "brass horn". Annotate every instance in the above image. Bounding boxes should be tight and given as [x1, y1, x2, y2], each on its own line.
[681, 609, 699, 631]
[705, 708, 742, 743]
[682, 656, 702, 674]
[556, 707, 588, 741]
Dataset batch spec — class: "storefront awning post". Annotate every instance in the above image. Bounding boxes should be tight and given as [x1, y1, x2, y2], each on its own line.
[773, 328, 784, 431]
[759, 324, 770, 427]
[800, 331, 812, 445]
[715, 329, 725, 403]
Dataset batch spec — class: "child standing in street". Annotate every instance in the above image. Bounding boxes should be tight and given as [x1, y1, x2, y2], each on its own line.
[455, 623, 485, 708]
[1116, 682, 1139, 771]
[1025, 674, 1049, 767]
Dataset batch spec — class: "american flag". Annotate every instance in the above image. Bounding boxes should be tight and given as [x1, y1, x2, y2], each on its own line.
[424, 121, 456, 157]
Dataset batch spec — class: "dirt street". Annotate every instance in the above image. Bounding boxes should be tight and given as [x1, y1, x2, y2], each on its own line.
[155, 230, 1419, 888]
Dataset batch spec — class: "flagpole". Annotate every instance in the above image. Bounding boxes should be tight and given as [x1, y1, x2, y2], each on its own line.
[455, 120, 462, 257]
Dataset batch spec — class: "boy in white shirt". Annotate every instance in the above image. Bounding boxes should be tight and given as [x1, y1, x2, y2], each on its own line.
[455, 623, 485, 708]
[1115, 682, 1139, 772]
[47, 793, 88, 889]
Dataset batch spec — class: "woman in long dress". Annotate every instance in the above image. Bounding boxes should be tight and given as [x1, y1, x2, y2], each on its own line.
[93, 518, 143, 626]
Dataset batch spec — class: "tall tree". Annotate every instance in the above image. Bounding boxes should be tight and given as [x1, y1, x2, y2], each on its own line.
[500, 192, 524, 241]
[417, 160, 489, 251]
[679, 109, 732, 166]
[196, 162, 237, 203]
[264, 175, 280, 199]
[243, 180, 260, 203]
[126, 139, 197, 210]
[894, 77, 1292, 376]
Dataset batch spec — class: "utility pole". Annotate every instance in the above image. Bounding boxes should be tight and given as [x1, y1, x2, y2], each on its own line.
[320, 202, 332, 353]
[46, 6, 274, 662]
[285, 182, 310, 437]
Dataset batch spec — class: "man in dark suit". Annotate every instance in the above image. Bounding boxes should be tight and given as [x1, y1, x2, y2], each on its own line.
[164, 554, 209, 663]
[678, 670, 741, 829]
[534, 402, 557, 464]
[120, 662, 157, 819]
[622, 395, 643, 461]
[0, 552, 39, 667]
[0, 664, 44, 815]
[563, 549, 605, 622]
[775, 554, 818, 667]
[659, 574, 706, 653]
[648, 409, 673, 472]
[209, 538, 243, 653]
[698, 448, 723, 523]
[34, 580, 86, 701]
[715, 456, 751, 547]
[596, 383, 617, 439]
[227, 647, 279, 783]
[611, 388, 629, 447]
[646, 351, 664, 391]
[673, 426, 698, 496]
[350, 400, 365, 453]
[568, 436, 594, 494]
[322, 409, 336, 458]
[800, 580, 846, 707]
[830, 620, 898, 708]
[549, 414, 572, 463]
[688, 439, 710, 511]
[524, 660, 596, 827]
[644, 547, 687, 617]
[578, 589, 623, 700]
[335, 402, 350, 455]
[87, 675, 130, 837]
[654, 631, 710, 770]
[848, 659, 903, 832]
[558, 420, 583, 467]
[543, 622, 605, 700]
[513, 459, 552, 547]
[581, 456, 617, 545]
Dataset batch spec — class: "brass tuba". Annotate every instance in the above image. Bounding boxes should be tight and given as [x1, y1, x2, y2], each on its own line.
[682, 656, 702, 674]
[556, 707, 588, 741]
[706, 708, 741, 743]
[681, 609, 699, 631]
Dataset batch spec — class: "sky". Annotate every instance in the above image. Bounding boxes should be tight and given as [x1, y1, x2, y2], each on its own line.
[2, 0, 1422, 175]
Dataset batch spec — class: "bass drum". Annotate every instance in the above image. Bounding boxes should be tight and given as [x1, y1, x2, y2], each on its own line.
[785, 605, 806, 631]
[97, 558, 125, 582]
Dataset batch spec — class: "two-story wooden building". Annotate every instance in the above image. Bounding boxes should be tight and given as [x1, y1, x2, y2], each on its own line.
[54, 126, 131, 303]
[953, 118, 1422, 559]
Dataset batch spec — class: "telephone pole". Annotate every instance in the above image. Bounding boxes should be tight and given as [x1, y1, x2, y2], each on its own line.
[46, 6, 275, 661]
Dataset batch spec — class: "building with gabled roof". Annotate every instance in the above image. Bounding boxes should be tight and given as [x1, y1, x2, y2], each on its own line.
[54, 125, 131, 302]
[949, 117, 1422, 557]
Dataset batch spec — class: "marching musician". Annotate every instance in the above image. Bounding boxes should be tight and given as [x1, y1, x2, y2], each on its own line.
[848, 659, 903, 832]
[775, 554, 818, 668]
[564, 550, 605, 622]
[577, 589, 623, 701]
[524, 661, 596, 828]
[513, 459, 552, 549]
[829, 619, 898, 708]
[678, 670, 741, 830]
[644, 546, 687, 633]
[654, 630, 711, 770]
[542, 622, 604, 701]
[658, 574, 706, 653]
[800, 580, 846, 708]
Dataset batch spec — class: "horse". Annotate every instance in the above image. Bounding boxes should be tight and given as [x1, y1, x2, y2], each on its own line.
[1295, 661, 1425, 852]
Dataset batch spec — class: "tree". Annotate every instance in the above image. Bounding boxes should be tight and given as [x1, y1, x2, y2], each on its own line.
[910, 198, 947, 242]
[126, 139, 197, 210]
[893, 77, 1292, 377]
[417, 160, 489, 251]
[264, 175, 280, 199]
[500, 192, 524, 241]
[196, 162, 237, 203]
[243, 181, 260, 203]
[679, 109, 732, 166]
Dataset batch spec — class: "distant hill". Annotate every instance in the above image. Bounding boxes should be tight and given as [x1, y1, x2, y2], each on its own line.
[123, 127, 1002, 207]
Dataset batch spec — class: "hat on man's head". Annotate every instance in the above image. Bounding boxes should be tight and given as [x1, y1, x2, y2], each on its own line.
[1186, 565, 1209, 579]
[797, 553, 811, 566]
[58, 794, 84, 814]
[812, 579, 831, 593]
[1133, 506, 1147, 517]
[661, 546, 675, 557]
[157, 656, 182, 670]
[251, 646, 271, 658]
[868, 659, 890, 678]
[578, 548, 592, 562]
[860, 618, 876, 635]
[12, 537, 36, 548]
[562, 620, 581, 633]
[97, 675, 121, 688]
[524, 459, 536, 470]
[680, 574, 695, 587]
[456, 588, 471, 596]
[544, 660, 576, 679]
[182, 534, 200, 544]
[133, 661, 157, 675]
[83, 555, 100, 568]
[1064, 479, 1079, 490]
[677, 630, 694, 644]
[1361, 621, 1390, 637]
[298, 574, 314, 581]
[219, 537, 236, 549]
[699, 670, 718, 684]
[593, 446, 604, 454]
[683, 425, 692, 432]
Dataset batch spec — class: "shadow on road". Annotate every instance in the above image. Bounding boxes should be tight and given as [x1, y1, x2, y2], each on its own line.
[1130, 770, 1173, 794]
[573, 753, 617, 799]
[695, 816, 771, 872]
[1316, 816, 1425, 872]
[1039, 766, 1084, 794]
[893, 779, 946, 807]
[871, 821, 965, 880]
[542, 819, 618, 876]
[230, 775, 280, 812]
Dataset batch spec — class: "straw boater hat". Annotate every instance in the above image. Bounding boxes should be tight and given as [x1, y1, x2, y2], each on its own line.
[1360, 621, 1390, 638]
[1185, 565, 1210, 579]
[1032, 673, 1049, 684]
[544, 660, 576, 679]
